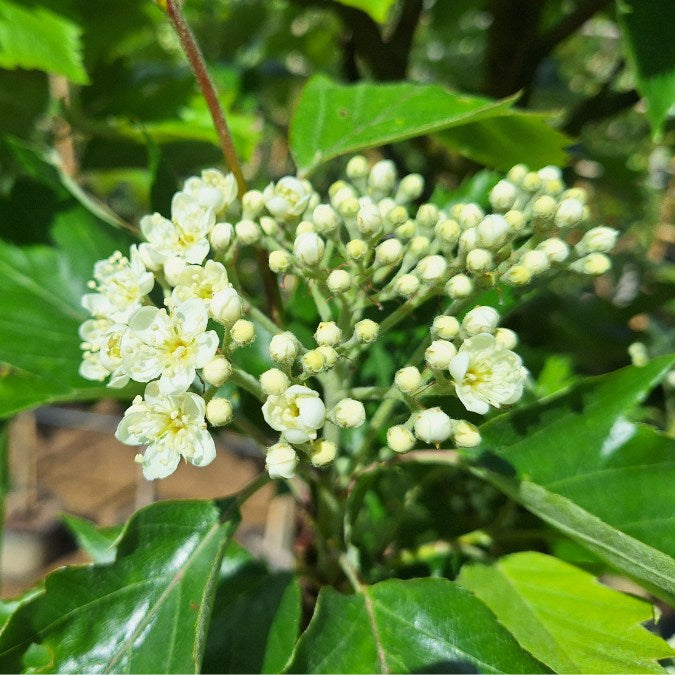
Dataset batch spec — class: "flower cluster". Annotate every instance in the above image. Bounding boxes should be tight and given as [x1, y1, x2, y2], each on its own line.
[79, 156, 619, 481]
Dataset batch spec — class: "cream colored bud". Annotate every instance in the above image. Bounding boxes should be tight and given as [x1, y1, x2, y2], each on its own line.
[532, 195, 557, 219]
[396, 173, 424, 202]
[338, 196, 360, 219]
[329, 180, 350, 200]
[202, 355, 232, 386]
[477, 215, 509, 248]
[354, 319, 379, 343]
[416, 203, 439, 229]
[394, 366, 422, 394]
[505, 210, 525, 232]
[409, 235, 431, 257]
[356, 203, 383, 236]
[293, 232, 325, 266]
[555, 198, 584, 228]
[521, 250, 550, 274]
[425, 339, 457, 369]
[269, 250, 291, 273]
[507, 164, 528, 184]
[452, 420, 481, 447]
[231, 319, 255, 346]
[327, 269, 352, 294]
[269, 332, 298, 363]
[259, 368, 290, 396]
[315, 321, 342, 346]
[235, 219, 261, 245]
[414, 407, 453, 444]
[334, 398, 366, 428]
[501, 265, 532, 285]
[387, 425, 416, 453]
[316, 345, 338, 368]
[462, 305, 500, 336]
[206, 398, 233, 426]
[432, 315, 460, 339]
[494, 327, 518, 350]
[458, 204, 484, 230]
[265, 442, 297, 479]
[628, 342, 649, 368]
[209, 222, 235, 250]
[302, 349, 326, 373]
[346, 155, 369, 180]
[393, 273, 421, 298]
[489, 180, 518, 212]
[537, 238, 569, 263]
[163, 256, 186, 286]
[369, 159, 397, 193]
[311, 439, 337, 467]
[416, 255, 447, 283]
[571, 252, 611, 275]
[538, 165, 562, 182]
[375, 238, 404, 266]
[312, 204, 339, 233]
[576, 226, 619, 254]
[260, 216, 279, 236]
[242, 190, 264, 219]
[466, 248, 493, 273]
[445, 274, 473, 299]
[346, 238, 368, 260]
[522, 172, 542, 192]
[211, 287, 243, 324]
[377, 197, 396, 219]
[296, 220, 315, 235]
[435, 219, 460, 245]
[562, 188, 586, 203]
[459, 228, 478, 253]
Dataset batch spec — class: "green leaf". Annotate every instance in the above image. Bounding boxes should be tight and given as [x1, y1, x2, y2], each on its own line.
[286, 578, 547, 674]
[289, 75, 517, 174]
[203, 543, 301, 673]
[459, 552, 673, 674]
[332, 0, 397, 23]
[430, 169, 501, 209]
[439, 111, 571, 170]
[61, 514, 122, 564]
[0, 499, 240, 673]
[0, 0, 87, 83]
[617, 0, 675, 138]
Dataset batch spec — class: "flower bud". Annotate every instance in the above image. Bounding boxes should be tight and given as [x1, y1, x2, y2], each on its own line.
[230, 319, 255, 346]
[445, 274, 474, 299]
[333, 398, 366, 428]
[356, 203, 383, 237]
[269, 332, 298, 363]
[504, 210, 525, 232]
[537, 237, 569, 263]
[311, 439, 337, 466]
[312, 204, 340, 233]
[377, 197, 396, 219]
[576, 226, 618, 254]
[462, 306, 499, 336]
[337, 196, 360, 219]
[387, 425, 416, 453]
[396, 173, 424, 202]
[296, 220, 315, 235]
[416, 255, 447, 283]
[260, 216, 279, 236]
[394, 220, 416, 239]
[202, 355, 232, 387]
[538, 165, 562, 182]
[242, 189, 264, 219]
[209, 222, 235, 250]
[494, 327, 518, 350]
[452, 420, 481, 447]
[571, 252, 611, 275]
[302, 349, 327, 373]
[206, 398, 233, 426]
[211, 287, 243, 324]
[409, 235, 431, 257]
[329, 180, 351, 201]
[260, 368, 290, 396]
[425, 340, 457, 369]
[385, 205, 408, 228]
[264, 176, 310, 221]
[555, 198, 584, 228]
[532, 195, 557, 219]
[459, 228, 478, 252]
[316, 345, 338, 368]
[265, 442, 297, 479]
[466, 248, 493, 273]
[394, 366, 422, 394]
[507, 164, 528, 184]
[476, 215, 510, 248]
[315, 321, 342, 346]
[354, 319, 379, 343]
[327, 269, 352, 294]
[432, 315, 460, 339]
[368, 159, 397, 194]
[164, 256, 187, 286]
[435, 219, 461, 245]
[489, 180, 518, 212]
[235, 219, 261, 245]
[414, 407, 453, 444]
[375, 238, 404, 266]
[501, 264, 532, 285]
[393, 273, 421, 297]
[628, 342, 649, 368]
[346, 155, 369, 181]
[521, 249, 550, 275]
[416, 204, 439, 229]
[269, 250, 291, 273]
[458, 204, 484, 230]
[346, 239, 368, 260]
[522, 172, 542, 192]
[293, 232, 325, 266]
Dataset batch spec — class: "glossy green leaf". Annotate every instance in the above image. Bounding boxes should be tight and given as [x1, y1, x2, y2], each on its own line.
[203, 543, 302, 673]
[459, 552, 673, 673]
[617, 0, 675, 138]
[286, 578, 547, 674]
[0, 499, 240, 673]
[289, 75, 517, 174]
[61, 514, 122, 564]
[332, 0, 397, 23]
[0, 0, 88, 83]
[430, 169, 501, 209]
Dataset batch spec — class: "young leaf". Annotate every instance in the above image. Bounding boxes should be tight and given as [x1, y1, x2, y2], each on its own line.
[61, 514, 122, 564]
[458, 552, 674, 674]
[289, 75, 517, 174]
[285, 578, 547, 674]
[332, 0, 397, 23]
[0, 500, 240, 673]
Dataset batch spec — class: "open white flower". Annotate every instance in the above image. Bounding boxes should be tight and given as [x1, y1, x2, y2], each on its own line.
[262, 385, 326, 444]
[449, 333, 525, 414]
[121, 299, 219, 394]
[183, 168, 237, 215]
[78, 318, 113, 382]
[115, 381, 215, 480]
[82, 247, 154, 323]
[263, 176, 311, 220]
[170, 260, 230, 312]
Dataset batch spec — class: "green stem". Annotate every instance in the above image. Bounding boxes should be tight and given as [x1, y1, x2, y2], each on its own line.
[231, 367, 264, 400]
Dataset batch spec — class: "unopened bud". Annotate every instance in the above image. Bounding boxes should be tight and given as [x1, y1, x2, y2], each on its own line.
[315, 321, 342, 346]
[425, 340, 457, 369]
[396, 174, 424, 203]
[414, 407, 453, 444]
[494, 327, 518, 350]
[507, 164, 528, 184]
[269, 332, 297, 363]
[532, 195, 557, 219]
[445, 274, 473, 299]
[476, 215, 509, 248]
[293, 232, 325, 266]
[260, 216, 279, 236]
[501, 264, 532, 285]
[416, 255, 447, 283]
[393, 273, 421, 297]
[356, 203, 383, 236]
[435, 219, 460, 245]
[202, 355, 232, 386]
[387, 425, 415, 453]
[555, 198, 584, 228]
[571, 252, 611, 275]
[521, 250, 550, 275]
[260, 368, 290, 396]
[369, 159, 397, 194]
[452, 420, 481, 447]
[395, 366, 422, 394]
[462, 306, 499, 336]
[316, 345, 338, 368]
[266, 442, 297, 479]
[242, 190, 264, 219]
[432, 315, 460, 339]
[576, 226, 618, 254]
[296, 220, 315, 235]
[504, 210, 525, 232]
[209, 222, 235, 250]
[346, 155, 369, 181]
[416, 204, 439, 229]
[327, 269, 352, 294]
[206, 398, 233, 426]
[522, 172, 542, 192]
[537, 238, 569, 263]
[235, 219, 261, 245]
[489, 180, 518, 212]
[466, 248, 493, 273]
[375, 238, 404, 266]
[333, 398, 366, 428]
[346, 239, 368, 260]
[230, 319, 255, 346]
[354, 319, 379, 343]
[395, 220, 416, 239]
[302, 349, 326, 373]
[311, 439, 337, 466]
[269, 250, 291, 273]
[312, 204, 340, 233]
[211, 287, 242, 324]
[409, 235, 431, 257]
[458, 204, 484, 230]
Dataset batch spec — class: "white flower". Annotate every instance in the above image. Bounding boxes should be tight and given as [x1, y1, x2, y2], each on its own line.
[265, 442, 298, 479]
[262, 385, 326, 444]
[394, 366, 422, 393]
[170, 260, 230, 312]
[425, 340, 457, 370]
[269, 332, 298, 363]
[82, 247, 154, 323]
[206, 398, 233, 426]
[333, 398, 366, 428]
[183, 168, 237, 214]
[121, 299, 219, 394]
[263, 176, 311, 220]
[78, 318, 113, 382]
[387, 425, 416, 453]
[416, 255, 447, 283]
[115, 381, 215, 480]
[414, 407, 453, 444]
[315, 321, 342, 346]
[211, 287, 243, 325]
[449, 333, 525, 414]
[461, 306, 500, 336]
[293, 232, 325, 266]
[98, 323, 131, 388]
